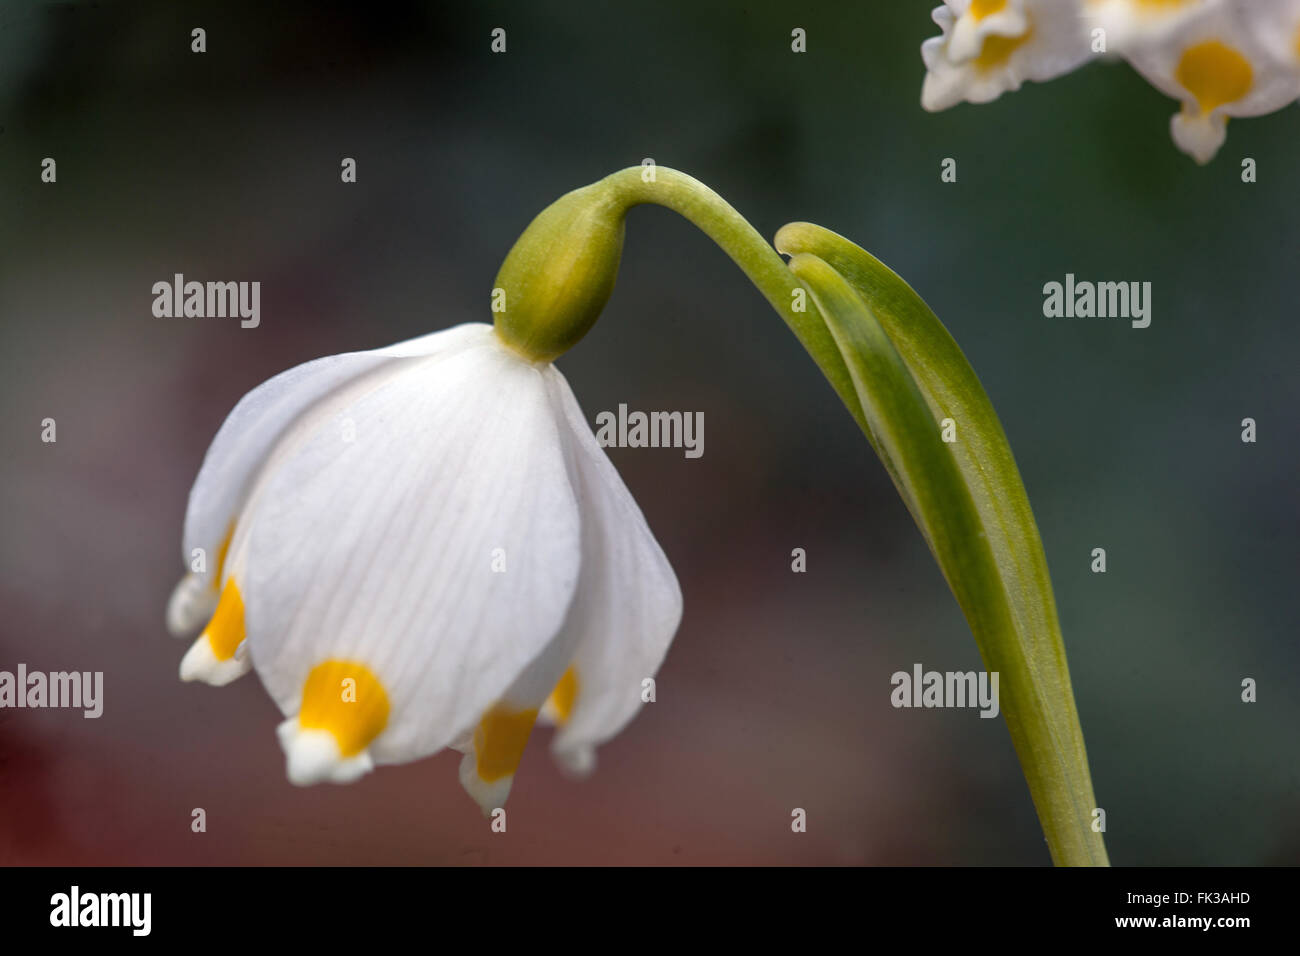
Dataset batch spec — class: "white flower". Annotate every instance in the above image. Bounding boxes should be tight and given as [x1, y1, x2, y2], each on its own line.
[921, 0, 1093, 111]
[1119, 0, 1300, 162]
[166, 322, 682, 812]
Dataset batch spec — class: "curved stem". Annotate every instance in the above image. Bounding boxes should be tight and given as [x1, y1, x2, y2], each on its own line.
[597, 166, 918, 548]
[599, 167, 870, 439]
[552, 167, 1106, 866]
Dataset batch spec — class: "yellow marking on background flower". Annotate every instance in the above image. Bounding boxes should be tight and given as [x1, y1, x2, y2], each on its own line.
[970, 0, 1008, 20]
[298, 660, 390, 757]
[546, 667, 580, 724]
[474, 704, 539, 782]
[213, 521, 235, 591]
[204, 579, 246, 661]
[1176, 40, 1253, 114]
[976, 26, 1033, 71]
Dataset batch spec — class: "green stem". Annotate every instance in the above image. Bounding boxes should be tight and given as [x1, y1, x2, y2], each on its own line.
[502, 165, 1107, 866]
[599, 167, 871, 438]
[597, 168, 924, 569]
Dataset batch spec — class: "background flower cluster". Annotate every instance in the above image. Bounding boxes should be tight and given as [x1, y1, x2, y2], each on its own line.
[922, 0, 1300, 163]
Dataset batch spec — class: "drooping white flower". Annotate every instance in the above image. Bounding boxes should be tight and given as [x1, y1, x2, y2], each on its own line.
[921, 0, 1093, 111]
[1119, 0, 1300, 162]
[167, 322, 682, 811]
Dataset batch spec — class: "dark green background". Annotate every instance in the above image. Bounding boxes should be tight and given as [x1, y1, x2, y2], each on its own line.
[0, 0, 1295, 864]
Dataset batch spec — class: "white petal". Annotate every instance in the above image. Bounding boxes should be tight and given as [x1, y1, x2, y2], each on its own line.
[1170, 110, 1227, 164]
[541, 369, 683, 774]
[922, 36, 973, 111]
[457, 754, 516, 814]
[277, 719, 374, 785]
[1243, 0, 1300, 69]
[165, 572, 216, 636]
[453, 452, 592, 811]
[920, 0, 1092, 111]
[1083, 0, 1221, 53]
[1121, 6, 1300, 161]
[180, 322, 488, 595]
[242, 331, 583, 777]
[948, 1, 1030, 64]
[179, 632, 250, 686]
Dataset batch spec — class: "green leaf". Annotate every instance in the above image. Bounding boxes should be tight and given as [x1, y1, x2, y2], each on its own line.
[779, 225, 1108, 867]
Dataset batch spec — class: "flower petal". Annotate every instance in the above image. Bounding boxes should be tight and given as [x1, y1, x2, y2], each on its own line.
[948, 0, 1031, 63]
[1083, 0, 1217, 51]
[175, 323, 488, 617]
[540, 369, 683, 775]
[921, 0, 1092, 111]
[242, 329, 583, 783]
[1121, 6, 1300, 162]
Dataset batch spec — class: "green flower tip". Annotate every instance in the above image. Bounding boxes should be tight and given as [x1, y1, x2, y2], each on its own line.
[492, 182, 627, 363]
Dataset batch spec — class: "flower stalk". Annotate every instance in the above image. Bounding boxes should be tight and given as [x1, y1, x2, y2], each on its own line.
[497, 166, 1109, 865]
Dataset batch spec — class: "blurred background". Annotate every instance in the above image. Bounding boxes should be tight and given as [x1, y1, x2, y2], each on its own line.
[0, 0, 1296, 866]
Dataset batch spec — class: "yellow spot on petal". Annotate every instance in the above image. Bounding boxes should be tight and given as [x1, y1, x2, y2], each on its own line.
[970, 0, 1007, 20]
[975, 25, 1033, 71]
[546, 667, 580, 724]
[212, 521, 235, 592]
[1176, 40, 1253, 114]
[298, 660, 390, 758]
[474, 704, 538, 783]
[204, 578, 245, 661]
